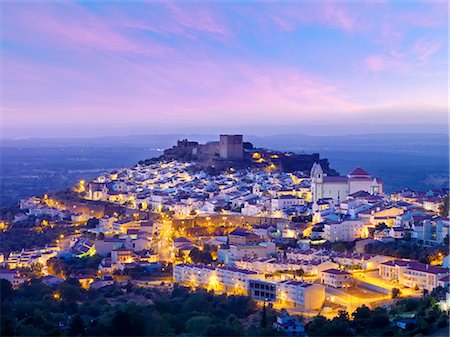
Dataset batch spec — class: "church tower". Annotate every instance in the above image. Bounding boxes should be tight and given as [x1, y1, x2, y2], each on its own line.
[311, 163, 324, 202]
[253, 183, 261, 196]
[370, 178, 380, 195]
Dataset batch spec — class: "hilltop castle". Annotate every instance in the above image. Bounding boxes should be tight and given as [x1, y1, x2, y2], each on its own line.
[161, 134, 338, 176]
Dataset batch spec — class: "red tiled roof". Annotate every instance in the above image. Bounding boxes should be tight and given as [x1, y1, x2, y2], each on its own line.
[348, 167, 371, 177]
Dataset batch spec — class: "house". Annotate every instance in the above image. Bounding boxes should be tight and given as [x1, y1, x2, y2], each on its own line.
[111, 248, 136, 264]
[95, 238, 126, 256]
[0, 269, 27, 288]
[42, 275, 64, 287]
[131, 235, 152, 252]
[321, 269, 352, 288]
[271, 196, 305, 213]
[273, 314, 305, 336]
[389, 227, 405, 239]
[369, 207, 405, 227]
[74, 275, 94, 290]
[90, 276, 115, 289]
[228, 228, 262, 245]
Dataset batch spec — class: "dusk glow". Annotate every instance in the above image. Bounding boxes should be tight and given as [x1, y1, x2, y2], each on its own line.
[1, 1, 448, 136]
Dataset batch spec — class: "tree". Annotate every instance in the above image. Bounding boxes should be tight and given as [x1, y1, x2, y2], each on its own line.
[185, 316, 212, 335]
[403, 231, 412, 241]
[375, 222, 388, 232]
[430, 286, 447, 300]
[189, 248, 213, 264]
[391, 288, 401, 299]
[108, 309, 145, 336]
[60, 283, 83, 303]
[86, 218, 99, 228]
[68, 314, 85, 336]
[261, 303, 267, 328]
[97, 232, 105, 240]
[352, 305, 371, 321]
[439, 196, 449, 217]
[0, 279, 13, 302]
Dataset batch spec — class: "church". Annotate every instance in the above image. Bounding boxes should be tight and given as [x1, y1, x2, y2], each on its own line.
[310, 163, 383, 202]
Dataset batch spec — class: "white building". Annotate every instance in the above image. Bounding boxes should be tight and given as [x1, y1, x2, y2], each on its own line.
[0, 269, 27, 288]
[323, 219, 370, 242]
[271, 196, 305, 213]
[276, 280, 325, 310]
[173, 264, 259, 294]
[321, 269, 352, 288]
[379, 260, 449, 292]
[311, 164, 383, 202]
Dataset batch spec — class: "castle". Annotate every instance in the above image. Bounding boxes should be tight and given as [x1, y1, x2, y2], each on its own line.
[310, 163, 383, 202]
[162, 134, 338, 175]
[164, 135, 243, 161]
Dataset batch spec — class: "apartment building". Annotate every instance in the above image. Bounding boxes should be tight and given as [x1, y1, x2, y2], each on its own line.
[323, 219, 370, 242]
[248, 279, 325, 310]
[173, 264, 259, 294]
[276, 280, 325, 310]
[379, 260, 449, 291]
[321, 269, 352, 288]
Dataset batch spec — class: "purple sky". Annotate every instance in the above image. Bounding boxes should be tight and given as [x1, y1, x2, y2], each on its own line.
[1, 1, 448, 137]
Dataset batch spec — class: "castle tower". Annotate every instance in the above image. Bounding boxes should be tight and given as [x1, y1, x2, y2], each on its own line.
[219, 135, 243, 160]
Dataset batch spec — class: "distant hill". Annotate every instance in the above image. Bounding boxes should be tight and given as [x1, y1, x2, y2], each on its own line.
[1, 133, 448, 206]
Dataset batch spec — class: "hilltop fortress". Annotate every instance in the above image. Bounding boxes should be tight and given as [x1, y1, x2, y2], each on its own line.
[159, 134, 338, 175]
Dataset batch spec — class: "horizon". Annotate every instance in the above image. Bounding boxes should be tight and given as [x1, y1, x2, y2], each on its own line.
[1, 1, 448, 137]
[1, 122, 449, 140]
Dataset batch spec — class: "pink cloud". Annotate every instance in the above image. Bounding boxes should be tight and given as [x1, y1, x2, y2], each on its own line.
[412, 39, 442, 62]
[1, 3, 170, 56]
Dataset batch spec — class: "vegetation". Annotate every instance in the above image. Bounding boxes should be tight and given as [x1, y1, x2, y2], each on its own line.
[0, 280, 281, 337]
[47, 255, 103, 279]
[0, 215, 74, 255]
[365, 241, 448, 263]
[307, 294, 448, 337]
[189, 247, 213, 264]
[439, 195, 449, 217]
[391, 287, 401, 299]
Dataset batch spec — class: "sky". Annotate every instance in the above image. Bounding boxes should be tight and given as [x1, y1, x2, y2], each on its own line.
[0, 1, 448, 138]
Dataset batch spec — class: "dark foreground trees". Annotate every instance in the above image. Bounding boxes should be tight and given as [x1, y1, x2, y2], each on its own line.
[0, 280, 279, 337]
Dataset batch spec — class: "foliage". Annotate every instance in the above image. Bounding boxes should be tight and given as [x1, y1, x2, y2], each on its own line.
[86, 217, 99, 228]
[391, 287, 401, 299]
[365, 241, 448, 263]
[439, 195, 449, 217]
[307, 296, 448, 337]
[47, 255, 103, 278]
[0, 280, 278, 337]
[0, 215, 74, 255]
[189, 247, 213, 264]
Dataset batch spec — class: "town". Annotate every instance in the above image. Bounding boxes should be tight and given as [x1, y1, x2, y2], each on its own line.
[1, 135, 449, 335]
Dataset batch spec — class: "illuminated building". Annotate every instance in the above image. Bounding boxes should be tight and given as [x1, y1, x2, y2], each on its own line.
[311, 164, 384, 203]
[321, 269, 352, 288]
[379, 260, 449, 291]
